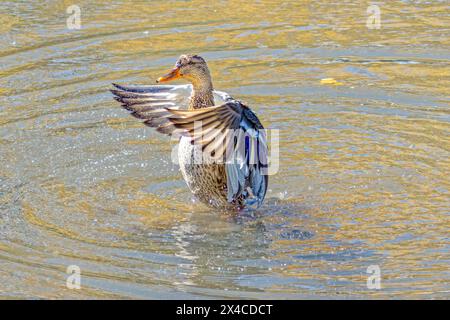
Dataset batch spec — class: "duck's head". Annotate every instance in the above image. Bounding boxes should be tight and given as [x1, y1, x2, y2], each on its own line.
[156, 54, 212, 88]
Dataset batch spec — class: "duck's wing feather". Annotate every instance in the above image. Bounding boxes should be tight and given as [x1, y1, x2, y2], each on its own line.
[224, 105, 268, 207]
[111, 83, 191, 116]
[111, 83, 231, 115]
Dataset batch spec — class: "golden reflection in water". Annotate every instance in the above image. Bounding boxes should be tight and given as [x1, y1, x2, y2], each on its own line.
[0, 0, 448, 299]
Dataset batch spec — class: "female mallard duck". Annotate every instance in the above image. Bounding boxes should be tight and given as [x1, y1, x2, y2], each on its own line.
[111, 54, 268, 210]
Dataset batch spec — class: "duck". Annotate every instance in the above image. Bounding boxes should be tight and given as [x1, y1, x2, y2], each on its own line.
[111, 54, 268, 210]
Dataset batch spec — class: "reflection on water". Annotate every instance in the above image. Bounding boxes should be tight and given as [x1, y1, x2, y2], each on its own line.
[0, 0, 449, 299]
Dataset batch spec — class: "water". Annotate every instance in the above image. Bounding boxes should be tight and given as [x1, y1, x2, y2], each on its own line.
[0, 0, 449, 299]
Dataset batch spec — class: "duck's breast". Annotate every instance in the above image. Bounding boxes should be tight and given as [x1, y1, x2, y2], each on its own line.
[178, 137, 229, 206]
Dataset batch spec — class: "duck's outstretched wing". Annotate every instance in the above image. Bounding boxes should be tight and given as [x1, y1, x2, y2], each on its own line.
[111, 85, 268, 207]
[111, 83, 231, 114]
[111, 83, 190, 116]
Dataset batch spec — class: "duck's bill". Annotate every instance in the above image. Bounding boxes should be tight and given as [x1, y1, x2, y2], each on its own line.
[156, 67, 181, 83]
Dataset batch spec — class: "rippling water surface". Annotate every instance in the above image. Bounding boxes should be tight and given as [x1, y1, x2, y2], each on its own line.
[0, 0, 449, 299]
